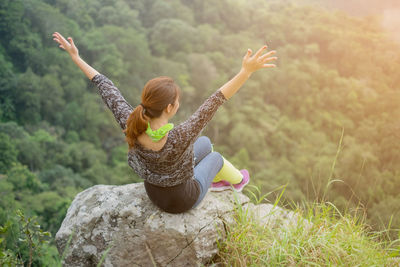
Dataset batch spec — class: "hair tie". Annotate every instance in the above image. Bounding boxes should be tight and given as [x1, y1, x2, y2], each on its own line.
[139, 103, 147, 117]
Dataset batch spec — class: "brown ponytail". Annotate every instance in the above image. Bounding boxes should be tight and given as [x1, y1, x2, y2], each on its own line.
[123, 76, 181, 149]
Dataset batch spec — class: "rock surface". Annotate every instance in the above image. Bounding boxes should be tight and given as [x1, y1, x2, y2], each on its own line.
[55, 182, 301, 266]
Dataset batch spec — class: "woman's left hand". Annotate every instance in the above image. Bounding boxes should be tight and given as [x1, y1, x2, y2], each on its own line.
[52, 32, 79, 58]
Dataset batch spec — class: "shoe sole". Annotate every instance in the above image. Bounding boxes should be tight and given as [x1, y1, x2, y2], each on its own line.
[209, 182, 232, 192]
[232, 170, 250, 192]
[209, 186, 232, 192]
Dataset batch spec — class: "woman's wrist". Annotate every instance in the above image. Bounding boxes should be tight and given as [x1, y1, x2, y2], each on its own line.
[220, 67, 253, 100]
[240, 67, 252, 78]
[70, 54, 80, 62]
[70, 54, 99, 80]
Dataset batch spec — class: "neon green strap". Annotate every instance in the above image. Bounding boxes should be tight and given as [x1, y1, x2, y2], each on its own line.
[145, 122, 174, 142]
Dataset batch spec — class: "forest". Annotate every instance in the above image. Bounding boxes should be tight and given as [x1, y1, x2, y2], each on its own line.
[0, 0, 399, 264]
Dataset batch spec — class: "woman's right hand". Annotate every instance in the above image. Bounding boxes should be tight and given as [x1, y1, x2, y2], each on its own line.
[242, 45, 277, 74]
[52, 32, 79, 58]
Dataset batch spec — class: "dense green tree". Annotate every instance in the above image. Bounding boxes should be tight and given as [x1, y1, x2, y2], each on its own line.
[369, 196, 400, 239]
[0, 133, 18, 174]
[149, 18, 197, 56]
[0, 50, 16, 122]
[6, 162, 42, 194]
[38, 164, 91, 192]
[62, 141, 107, 174]
[1, 0, 400, 263]
[39, 74, 65, 124]
[14, 68, 42, 125]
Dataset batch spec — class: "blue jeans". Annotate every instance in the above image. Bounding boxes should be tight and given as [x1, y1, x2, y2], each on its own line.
[191, 136, 224, 208]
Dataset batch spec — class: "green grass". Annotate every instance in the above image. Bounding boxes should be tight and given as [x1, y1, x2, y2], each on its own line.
[207, 185, 400, 267]
[205, 126, 400, 266]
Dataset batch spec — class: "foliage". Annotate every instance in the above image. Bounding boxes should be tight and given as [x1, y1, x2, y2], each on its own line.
[0, 0, 400, 263]
[0, 209, 52, 267]
[209, 185, 400, 266]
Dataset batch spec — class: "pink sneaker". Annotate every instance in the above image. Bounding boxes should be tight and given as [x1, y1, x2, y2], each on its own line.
[210, 169, 250, 192]
[232, 169, 250, 192]
[210, 180, 232, 192]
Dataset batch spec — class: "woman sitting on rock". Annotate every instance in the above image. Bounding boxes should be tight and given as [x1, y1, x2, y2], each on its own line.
[52, 32, 277, 214]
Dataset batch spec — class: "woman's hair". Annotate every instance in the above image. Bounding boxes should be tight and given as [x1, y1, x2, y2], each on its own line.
[123, 76, 181, 149]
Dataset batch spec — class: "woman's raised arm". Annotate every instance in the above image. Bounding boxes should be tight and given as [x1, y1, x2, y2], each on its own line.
[52, 32, 99, 80]
[220, 45, 277, 100]
[173, 44, 278, 148]
[52, 32, 133, 131]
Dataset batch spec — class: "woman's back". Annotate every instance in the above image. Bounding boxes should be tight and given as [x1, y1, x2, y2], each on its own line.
[128, 87, 227, 187]
[136, 132, 169, 152]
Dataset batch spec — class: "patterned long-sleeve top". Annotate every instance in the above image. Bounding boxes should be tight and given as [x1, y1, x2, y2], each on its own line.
[91, 73, 227, 210]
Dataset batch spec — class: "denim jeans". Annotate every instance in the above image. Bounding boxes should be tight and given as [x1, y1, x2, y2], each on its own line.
[191, 136, 224, 208]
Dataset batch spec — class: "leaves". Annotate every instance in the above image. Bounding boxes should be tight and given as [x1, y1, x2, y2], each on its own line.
[0, 1, 400, 266]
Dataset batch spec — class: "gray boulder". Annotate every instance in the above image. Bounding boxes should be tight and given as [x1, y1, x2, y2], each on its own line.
[55, 182, 302, 266]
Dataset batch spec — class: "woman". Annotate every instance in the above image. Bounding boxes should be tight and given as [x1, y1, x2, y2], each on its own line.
[52, 32, 277, 214]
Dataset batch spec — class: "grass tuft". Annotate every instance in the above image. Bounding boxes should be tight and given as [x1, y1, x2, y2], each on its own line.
[208, 185, 400, 267]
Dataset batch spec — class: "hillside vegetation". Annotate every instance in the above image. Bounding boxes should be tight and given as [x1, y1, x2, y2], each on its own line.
[0, 0, 399, 264]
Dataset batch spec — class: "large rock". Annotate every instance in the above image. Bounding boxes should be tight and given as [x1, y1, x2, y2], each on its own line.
[55, 182, 302, 266]
[55, 183, 249, 266]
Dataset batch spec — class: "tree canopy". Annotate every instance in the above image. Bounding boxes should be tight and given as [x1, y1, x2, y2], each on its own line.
[1, 0, 400, 263]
